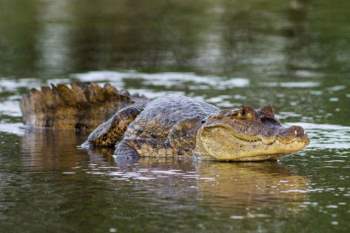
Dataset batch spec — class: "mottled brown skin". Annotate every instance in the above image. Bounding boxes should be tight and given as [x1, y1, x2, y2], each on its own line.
[21, 83, 309, 161]
[82, 100, 148, 147]
[114, 96, 218, 157]
[83, 95, 217, 157]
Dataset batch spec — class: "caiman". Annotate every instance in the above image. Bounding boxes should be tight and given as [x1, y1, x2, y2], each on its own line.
[20, 83, 309, 161]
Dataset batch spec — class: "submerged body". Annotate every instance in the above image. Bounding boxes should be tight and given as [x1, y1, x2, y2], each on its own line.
[21, 83, 309, 161]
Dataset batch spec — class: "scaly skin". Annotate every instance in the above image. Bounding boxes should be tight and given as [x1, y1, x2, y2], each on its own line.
[21, 83, 309, 161]
[20, 82, 140, 131]
[114, 95, 219, 157]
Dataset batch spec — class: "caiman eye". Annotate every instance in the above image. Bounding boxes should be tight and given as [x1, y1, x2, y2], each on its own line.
[232, 110, 248, 120]
[246, 112, 253, 120]
[234, 108, 255, 120]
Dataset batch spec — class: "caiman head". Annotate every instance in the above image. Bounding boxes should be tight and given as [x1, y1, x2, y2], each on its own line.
[195, 106, 309, 161]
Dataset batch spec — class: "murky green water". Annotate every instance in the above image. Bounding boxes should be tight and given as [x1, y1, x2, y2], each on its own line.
[0, 0, 350, 232]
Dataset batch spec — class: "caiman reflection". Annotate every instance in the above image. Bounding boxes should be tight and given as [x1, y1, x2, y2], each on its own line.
[197, 162, 308, 207]
[21, 129, 308, 209]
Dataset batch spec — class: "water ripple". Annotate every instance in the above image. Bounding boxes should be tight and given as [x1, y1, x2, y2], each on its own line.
[289, 123, 350, 150]
[74, 71, 250, 90]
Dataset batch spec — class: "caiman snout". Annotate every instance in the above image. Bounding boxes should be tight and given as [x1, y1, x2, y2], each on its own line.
[278, 125, 309, 144]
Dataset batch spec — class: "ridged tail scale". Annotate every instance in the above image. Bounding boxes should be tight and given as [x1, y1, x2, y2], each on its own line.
[20, 82, 134, 131]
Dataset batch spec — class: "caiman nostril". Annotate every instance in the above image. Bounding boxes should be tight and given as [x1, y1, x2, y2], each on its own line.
[289, 126, 304, 137]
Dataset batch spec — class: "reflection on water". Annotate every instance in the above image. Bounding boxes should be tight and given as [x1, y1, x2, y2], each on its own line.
[21, 129, 88, 170]
[1, 0, 350, 232]
[21, 130, 309, 205]
[198, 162, 307, 207]
[1, 0, 350, 78]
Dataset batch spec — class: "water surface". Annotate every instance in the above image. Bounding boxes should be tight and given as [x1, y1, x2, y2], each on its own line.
[0, 0, 350, 232]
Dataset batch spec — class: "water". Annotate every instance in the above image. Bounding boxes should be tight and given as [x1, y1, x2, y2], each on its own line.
[0, 0, 350, 232]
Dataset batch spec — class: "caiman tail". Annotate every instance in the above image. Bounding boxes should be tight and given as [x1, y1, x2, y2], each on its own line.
[20, 82, 138, 131]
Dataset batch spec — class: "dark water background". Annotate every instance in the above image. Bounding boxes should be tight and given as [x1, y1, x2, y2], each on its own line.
[0, 0, 350, 232]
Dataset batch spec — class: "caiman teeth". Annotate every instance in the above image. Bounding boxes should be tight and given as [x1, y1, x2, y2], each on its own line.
[260, 136, 276, 145]
[232, 133, 261, 142]
[233, 133, 276, 144]
[206, 123, 276, 144]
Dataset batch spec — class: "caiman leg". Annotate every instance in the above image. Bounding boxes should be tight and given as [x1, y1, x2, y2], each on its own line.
[114, 117, 203, 159]
[82, 102, 146, 148]
[114, 140, 139, 159]
[167, 116, 203, 155]
[114, 138, 174, 159]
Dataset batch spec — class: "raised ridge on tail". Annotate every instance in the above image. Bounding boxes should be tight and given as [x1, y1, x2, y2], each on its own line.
[20, 82, 141, 131]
